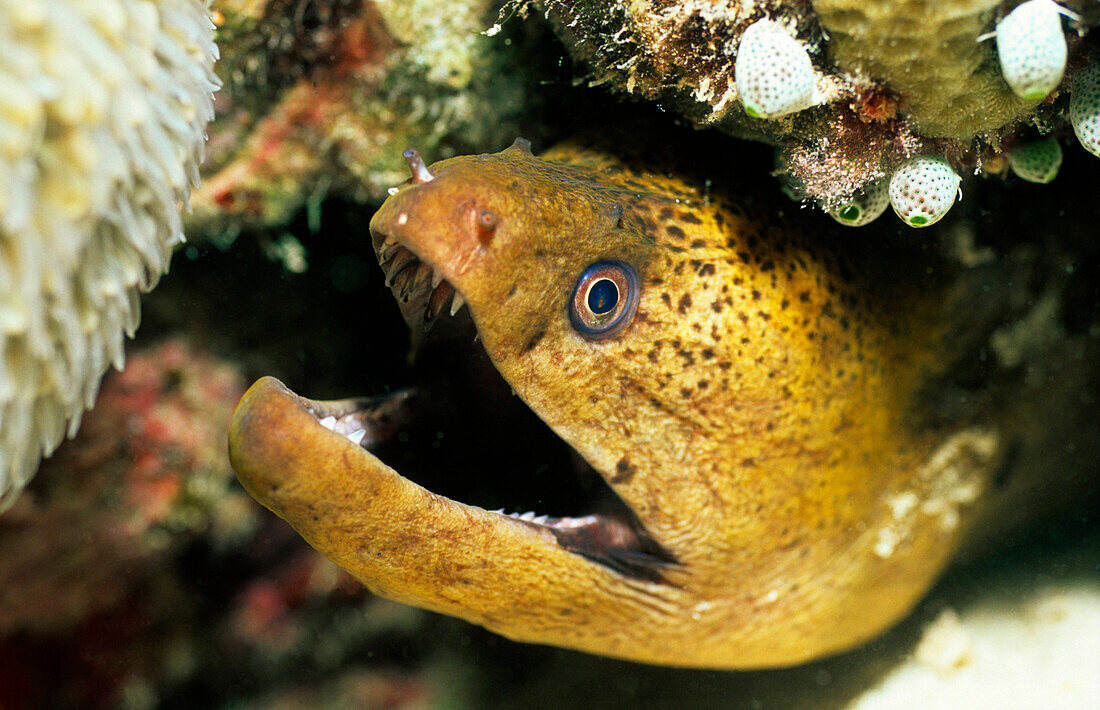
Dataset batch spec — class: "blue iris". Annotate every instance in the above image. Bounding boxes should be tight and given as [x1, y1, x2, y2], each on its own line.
[587, 278, 619, 314]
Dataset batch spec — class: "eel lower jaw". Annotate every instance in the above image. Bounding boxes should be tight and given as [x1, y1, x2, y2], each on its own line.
[230, 377, 678, 584]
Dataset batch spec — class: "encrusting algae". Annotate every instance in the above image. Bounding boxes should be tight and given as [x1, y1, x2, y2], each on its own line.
[229, 138, 1018, 669]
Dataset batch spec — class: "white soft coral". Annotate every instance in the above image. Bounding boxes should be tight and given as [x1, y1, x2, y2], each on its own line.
[0, 0, 219, 509]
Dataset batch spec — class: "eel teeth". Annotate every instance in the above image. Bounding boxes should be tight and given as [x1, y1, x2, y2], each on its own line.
[384, 249, 419, 288]
[450, 293, 466, 316]
[318, 416, 367, 446]
[423, 282, 456, 331]
[377, 237, 401, 262]
[509, 511, 553, 526]
[398, 263, 431, 302]
[431, 268, 445, 289]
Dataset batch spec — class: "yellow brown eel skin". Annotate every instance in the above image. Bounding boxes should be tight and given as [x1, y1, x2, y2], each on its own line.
[228, 138, 1006, 669]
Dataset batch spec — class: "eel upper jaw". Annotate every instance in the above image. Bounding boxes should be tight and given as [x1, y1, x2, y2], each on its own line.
[374, 231, 468, 333]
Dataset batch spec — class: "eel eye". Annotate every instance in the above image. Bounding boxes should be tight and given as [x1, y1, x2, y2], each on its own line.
[570, 261, 639, 340]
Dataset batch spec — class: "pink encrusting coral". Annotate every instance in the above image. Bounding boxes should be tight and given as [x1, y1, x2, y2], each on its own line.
[0, 336, 446, 708]
[0, 340, 250, 637]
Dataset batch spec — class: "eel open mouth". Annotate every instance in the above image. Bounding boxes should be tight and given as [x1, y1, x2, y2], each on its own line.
[287, 383, 676, 582]
[230, 150, 675, 589]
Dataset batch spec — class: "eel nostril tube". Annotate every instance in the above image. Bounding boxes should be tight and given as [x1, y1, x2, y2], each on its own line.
[403, 148, 435, 184]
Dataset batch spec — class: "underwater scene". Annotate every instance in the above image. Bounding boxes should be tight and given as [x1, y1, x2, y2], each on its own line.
[0, 0, 1098, 708]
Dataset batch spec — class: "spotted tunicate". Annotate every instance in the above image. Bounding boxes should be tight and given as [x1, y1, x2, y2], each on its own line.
[735, 19, 816, 119]
[829, 179, 890, 227]
[995, 0, 1070, 101]
[1070, 61, 1100, 157]
[888, 156, 960, 228]
[1008, 137, 1062, 183]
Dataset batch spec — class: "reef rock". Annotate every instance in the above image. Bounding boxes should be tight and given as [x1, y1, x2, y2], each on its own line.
[189, 0, 533, 234]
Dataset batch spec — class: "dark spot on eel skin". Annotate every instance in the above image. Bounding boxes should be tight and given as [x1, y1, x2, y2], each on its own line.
[680, 212, 702, 224]
[667, 226, 686, 241]
[522, 330, 545, 354]
[611, 457, 636, 484]
[678, 294, 693, 314]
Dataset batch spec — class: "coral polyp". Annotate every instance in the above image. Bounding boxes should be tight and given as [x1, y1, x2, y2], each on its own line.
[0, 0, 219, 509]
[888, 156, 961, 228]
[1008, 136, 1063, 183]
[995, 0, 1071, 101]
[829, 178, 890, 227]
[1070, 61, 1100, 157]
[734, 19, 816, 119]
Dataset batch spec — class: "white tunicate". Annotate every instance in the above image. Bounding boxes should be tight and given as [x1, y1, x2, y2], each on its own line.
[829, 178, 890, 227]
[735, 19, 815, 119]
[1070, 61, 1100, 157]
[888, 156, 961, 228]
[995, 0, 1070, 101]
[1007, 137, 1062, 183]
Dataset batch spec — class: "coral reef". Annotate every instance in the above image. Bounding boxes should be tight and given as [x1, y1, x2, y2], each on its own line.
[0, 0, 219, 509]
[522, 0, 1098, 219]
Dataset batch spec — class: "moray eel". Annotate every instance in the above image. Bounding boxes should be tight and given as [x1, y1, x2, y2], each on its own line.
[228, 138, 1004, 669]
